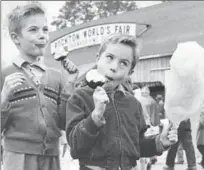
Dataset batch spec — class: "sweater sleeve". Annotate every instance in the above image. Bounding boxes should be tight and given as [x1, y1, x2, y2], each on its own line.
[65, 91, 101, 159]
[1, 68, 12, 132]
[58, 69, 76, 130]
[1, 104, 11, 132]
[136, 101, 163, 157]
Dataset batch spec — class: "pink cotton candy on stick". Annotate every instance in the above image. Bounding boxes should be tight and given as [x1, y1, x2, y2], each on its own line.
[164, 42, 204, 126]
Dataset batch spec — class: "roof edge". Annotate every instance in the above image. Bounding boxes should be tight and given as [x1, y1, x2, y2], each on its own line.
[139, 53, 172, 60]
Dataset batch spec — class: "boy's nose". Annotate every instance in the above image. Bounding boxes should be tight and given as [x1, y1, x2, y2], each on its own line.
[110, 62, 118, 73]
[38, 31, 47, 40]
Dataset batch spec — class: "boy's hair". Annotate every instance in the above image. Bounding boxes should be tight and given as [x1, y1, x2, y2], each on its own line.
[97, 34, 141, 72]
[7, 2, 45, 36]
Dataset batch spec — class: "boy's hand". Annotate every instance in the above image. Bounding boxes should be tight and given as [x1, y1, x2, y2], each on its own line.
[62, 57, 78, 74]
[92, 87, 109, 125]
[61, 57, 79, 82]
[159, 120, 178, 147]
[1, 73, 26, 108]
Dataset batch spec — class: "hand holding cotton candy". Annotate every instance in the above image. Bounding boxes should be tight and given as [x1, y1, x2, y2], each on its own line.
[164, 42, 204, 126]
[86, 69, 106, 89]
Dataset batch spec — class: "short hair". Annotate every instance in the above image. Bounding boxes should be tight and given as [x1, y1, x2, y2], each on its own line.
[97, 34, 141, 72]
[141, 86, 150, 95]
[7, 2, 45, 36]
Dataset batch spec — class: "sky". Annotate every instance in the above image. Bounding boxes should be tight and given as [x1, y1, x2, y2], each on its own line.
[1, 1, 162, 67]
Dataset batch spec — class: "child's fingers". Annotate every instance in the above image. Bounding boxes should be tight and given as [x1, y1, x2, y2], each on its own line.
[168, 129, 177, 135]
[103, 95, 109, 104]
[7, 79, 25, 91]
[69, 63, 78, 72]
[95, 86, 106, 93]
[63, 60, 78, 73]
[10, 82, 23, 90]
[5, 78, 25, 88]
[10, 72, 25, 77]
[6, 74, 26, 82]
[167, 134, 178, 142]
[9, 78, 25, 85]
[10, 73, 26, 79]
[94, 87, 109, 104]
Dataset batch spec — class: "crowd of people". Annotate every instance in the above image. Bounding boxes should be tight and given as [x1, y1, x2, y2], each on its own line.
[1, 2, 204, 170]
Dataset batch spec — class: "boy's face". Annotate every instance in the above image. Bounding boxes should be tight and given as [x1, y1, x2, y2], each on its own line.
[13, 14, 49, 58]
[96, 43, 133, 89]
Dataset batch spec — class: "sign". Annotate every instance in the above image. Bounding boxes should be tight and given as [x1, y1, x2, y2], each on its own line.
[51, 23, 136, 54]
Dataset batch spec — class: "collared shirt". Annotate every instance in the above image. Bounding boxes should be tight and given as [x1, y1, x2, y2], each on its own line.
[13, 56, 46, 85]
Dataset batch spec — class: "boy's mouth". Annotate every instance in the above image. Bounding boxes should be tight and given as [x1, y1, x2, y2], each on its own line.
[36, 44, 46, 48]
[105, 75, 114, 81]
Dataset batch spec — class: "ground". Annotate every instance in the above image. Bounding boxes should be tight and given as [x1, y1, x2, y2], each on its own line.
[60, 149, 203, 170]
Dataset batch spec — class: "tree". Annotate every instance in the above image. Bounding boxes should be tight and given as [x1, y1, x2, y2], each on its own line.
[51, 1, 138, 30]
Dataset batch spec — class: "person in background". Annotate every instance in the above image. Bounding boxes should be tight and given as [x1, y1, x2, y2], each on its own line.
[140, 86, 160, 127]
[196, 103, 204, 169]
[140, 86, 161, 168]
[163, 119, 197, 170]
[155, 94, 165, 119]
[175, 143, 185, 164]
[1, 2, 78, 170]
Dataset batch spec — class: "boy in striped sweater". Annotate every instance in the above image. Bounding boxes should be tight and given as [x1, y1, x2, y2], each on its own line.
[1, 2, 78, 170]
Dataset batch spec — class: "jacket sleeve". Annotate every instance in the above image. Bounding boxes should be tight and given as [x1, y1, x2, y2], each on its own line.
[136, 102, 163, 157]
[58, 89, 70, 130]
[65, 91, 101, 159]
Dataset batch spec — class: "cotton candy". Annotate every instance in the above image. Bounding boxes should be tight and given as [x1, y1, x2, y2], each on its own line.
[165, 41, 204, 126]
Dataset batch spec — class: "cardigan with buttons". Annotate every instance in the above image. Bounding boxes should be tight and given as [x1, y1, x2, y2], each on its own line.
[1, 61, 71, 156]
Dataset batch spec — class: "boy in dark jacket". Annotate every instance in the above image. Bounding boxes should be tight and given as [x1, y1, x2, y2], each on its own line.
[66, 34, 178, 170]
[1, 2, 78, 170]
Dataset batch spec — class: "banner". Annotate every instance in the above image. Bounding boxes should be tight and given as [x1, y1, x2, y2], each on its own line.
[51, 23, 136, 54]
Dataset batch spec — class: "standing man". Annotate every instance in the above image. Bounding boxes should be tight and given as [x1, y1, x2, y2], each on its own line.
[163, 119, 197, 170]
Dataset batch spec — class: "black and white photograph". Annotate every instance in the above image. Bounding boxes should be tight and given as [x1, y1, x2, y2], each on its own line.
[1, 1, 204, 170]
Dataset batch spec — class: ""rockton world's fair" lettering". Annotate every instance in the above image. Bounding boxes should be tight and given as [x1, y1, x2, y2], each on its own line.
[51, 23, 136, 54]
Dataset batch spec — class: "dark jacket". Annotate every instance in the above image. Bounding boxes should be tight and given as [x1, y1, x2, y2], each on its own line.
[66, 86, 163, 170]
[1, 64, 69, 156]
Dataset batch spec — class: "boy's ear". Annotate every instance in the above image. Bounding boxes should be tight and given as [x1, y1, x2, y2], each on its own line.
[129, 69, 134, 75]
[96, 53, 100, 61]
[10, 32, 20, 45]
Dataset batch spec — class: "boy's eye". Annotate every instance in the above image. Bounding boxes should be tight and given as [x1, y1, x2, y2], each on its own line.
[120, 61, 128, 67]
[29, 28, 37, 32]
[43, 27, 49, 32]
[106, 55, 113, 60]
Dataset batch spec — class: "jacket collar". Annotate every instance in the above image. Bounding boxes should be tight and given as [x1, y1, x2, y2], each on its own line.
[116, 84, 128, 96]
[13, 56, 46, 71]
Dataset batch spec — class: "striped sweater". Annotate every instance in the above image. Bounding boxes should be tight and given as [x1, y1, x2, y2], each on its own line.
[1, 64, 70, 156]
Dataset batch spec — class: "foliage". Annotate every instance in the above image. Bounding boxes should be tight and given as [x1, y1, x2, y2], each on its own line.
[51, 1, 138, 30]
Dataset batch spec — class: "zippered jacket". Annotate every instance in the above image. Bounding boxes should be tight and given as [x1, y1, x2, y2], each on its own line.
[66, 86, 164, 169]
